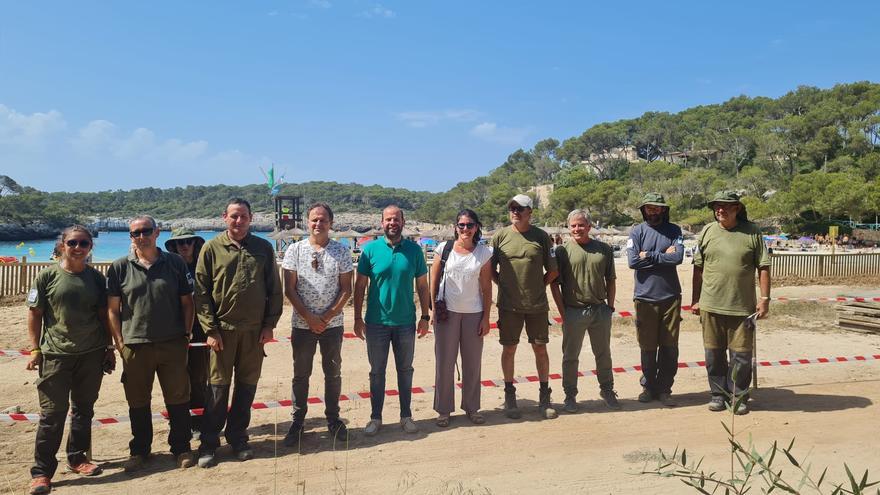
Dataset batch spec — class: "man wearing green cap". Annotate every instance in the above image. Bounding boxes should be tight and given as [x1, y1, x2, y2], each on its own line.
[165, 228, 208, 436]
[627, 193, 684, 407]
[692, 191, 771, 415]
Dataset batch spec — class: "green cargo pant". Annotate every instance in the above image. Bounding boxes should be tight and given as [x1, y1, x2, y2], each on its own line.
[561, 304, 614, 397]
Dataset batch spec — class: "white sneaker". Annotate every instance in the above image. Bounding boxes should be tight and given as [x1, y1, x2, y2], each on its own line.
[400, 417, 419, 434]
[364, 419, 382, 436]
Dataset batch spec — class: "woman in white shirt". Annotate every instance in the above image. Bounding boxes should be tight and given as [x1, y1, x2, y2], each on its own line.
[430, 209, 493, 426]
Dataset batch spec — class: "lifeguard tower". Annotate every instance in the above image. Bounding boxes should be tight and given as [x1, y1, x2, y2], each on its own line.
[273, 195, 303, 253]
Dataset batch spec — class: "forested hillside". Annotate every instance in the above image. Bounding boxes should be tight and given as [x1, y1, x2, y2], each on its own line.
[417, 81, 880, 230]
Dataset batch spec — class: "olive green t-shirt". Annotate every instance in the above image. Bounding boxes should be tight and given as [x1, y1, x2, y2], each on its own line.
[693, 221, 770, 316]
[26, 264, 108, 355]
[555, 239, 616, 307]
[491, 225, 558, 313]
[107, 250, 193, 344]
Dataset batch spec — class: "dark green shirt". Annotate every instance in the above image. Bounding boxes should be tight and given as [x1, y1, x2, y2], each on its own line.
[491, 225, 558, 313]
[357, 238, 428, 326]
[195, 232, 283, 333]
[555, 239, 616, 307]
[107, 250, 193, 344]
[27, 264, 108, 355]
[694, 220, 771, 316]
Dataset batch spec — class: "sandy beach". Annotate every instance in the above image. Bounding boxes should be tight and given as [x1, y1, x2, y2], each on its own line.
[1, 261, 879, 494]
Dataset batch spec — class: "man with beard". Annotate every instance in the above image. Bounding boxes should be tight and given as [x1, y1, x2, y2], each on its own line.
[626, 193, 684, 406]
[692, 191, 770, 415]
[195, 199, 283, 467]
[353, 205, 431, 436]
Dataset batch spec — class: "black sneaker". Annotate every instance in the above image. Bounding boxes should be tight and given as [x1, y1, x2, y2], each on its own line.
[734, 400, 750, 416]
[283, 422, 304, 447]
[328, 421, 349, 442]
[563, 396, 579, 413]
[600, 389, 622, 410]
[503, 390, 521, 419]
[637, 388, 654, 403]
[707, 396, 726, 412]
[538, 388, 558, 419]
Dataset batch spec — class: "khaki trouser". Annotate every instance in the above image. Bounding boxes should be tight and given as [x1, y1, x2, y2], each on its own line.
[561, 304, 614, 397]
[209, 329, 265, 386]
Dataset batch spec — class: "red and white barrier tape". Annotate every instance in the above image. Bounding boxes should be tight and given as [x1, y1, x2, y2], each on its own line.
[2, 353, 877, 426]
[3, 296, 878, 358]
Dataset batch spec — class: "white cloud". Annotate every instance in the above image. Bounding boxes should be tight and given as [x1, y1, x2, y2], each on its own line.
[361, 4, 395, 18]
[0, 103, 270, 191]
[395, 109, 481, 128]
[308, 0, 332, 8]
[0, 104, 67, 149]
[469, 122, 531, 145]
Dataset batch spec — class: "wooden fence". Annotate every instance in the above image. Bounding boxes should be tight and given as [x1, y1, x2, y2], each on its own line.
[0, 258, 112, 297]
[769, 252, 880, 278]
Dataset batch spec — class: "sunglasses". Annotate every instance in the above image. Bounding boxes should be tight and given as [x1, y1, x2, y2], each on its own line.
[65, 239, 92, 249]
[311, 251, 320, 271]
[174, 238, 195, 247]
[457, 222, 476, 230]
[509, 206, 525, 213]
[129, 228, 155, 238]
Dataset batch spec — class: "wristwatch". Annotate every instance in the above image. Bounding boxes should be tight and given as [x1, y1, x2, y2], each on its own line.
[420, 315, 431, 322]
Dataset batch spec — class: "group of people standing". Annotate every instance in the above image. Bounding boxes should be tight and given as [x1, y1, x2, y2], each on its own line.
[23, 190, 770, 495]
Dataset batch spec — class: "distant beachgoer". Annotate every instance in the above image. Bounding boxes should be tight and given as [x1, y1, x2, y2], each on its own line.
[491, 194, 559, 419]
[692, 191, 771, 416]
[281, 202, 352, 445]
[430, 209, 493, 427]
[195, 199, 283, 468]
[107, 216, 195, 471]
[626, 193, 684, 407]
[25, 226, 113, 495]
[353, 205, 431, 436]
[164, 228, 208, 437]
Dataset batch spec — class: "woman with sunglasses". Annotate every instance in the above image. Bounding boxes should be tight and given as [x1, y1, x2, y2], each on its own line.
[25, 225, 113, 495]
[430, 209, 493, 426]
[164, 228, 207, 436]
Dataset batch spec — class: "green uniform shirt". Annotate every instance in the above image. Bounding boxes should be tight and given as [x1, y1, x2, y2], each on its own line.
[195, 231, 283, 333]
[694, 220, 770, 316]
[491, 225, 558, 313]
[555, 239, 616, 307]
[107, 250, 193, 344]
[27, 264, 109, 355]
[357, 238, 428, 326]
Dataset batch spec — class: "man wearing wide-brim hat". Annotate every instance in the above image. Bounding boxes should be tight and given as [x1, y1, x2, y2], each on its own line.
[691, 190, 771, 415]
[627, 193, 684, 407]
[165, 228, 208, 437]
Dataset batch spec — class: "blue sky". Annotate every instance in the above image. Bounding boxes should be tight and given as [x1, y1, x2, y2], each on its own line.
[1, 1, 878, 193]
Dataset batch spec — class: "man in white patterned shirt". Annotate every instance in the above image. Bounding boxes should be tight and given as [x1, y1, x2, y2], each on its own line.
[281, 202, 353, 445]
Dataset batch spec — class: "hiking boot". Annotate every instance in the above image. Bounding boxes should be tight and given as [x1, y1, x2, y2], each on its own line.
[637, 389, 654, 403]
[197, 450, 217, 469]
[734, 400, 750, 416]
[538, 388, 558, 419]
[283, 422, 305, 447]
[503, 390, 521, 419]
[400, 417, 419, 434]
[234, 444, 254, 461]
[122, 455, 147, 473]
[176, 452, 195, 469]
[658, 393, 676, 407]
[328, 421, 349, 442]
[563, 395, 579, 413]
[67, 461, 103, 476]
[364, 419, 382, 437]
[600, 389, 622, 410]
[29, 476, 51, 495]
[708, 396, 726, 412]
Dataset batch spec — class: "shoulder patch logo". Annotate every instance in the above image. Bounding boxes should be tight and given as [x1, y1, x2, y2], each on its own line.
[625, 239, 634, 249]
[27, 288, 38, 304]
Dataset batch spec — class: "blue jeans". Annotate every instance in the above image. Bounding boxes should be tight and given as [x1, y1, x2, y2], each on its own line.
[365, 323, 416, 420]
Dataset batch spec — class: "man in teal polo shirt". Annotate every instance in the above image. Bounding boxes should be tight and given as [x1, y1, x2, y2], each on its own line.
[353, 205, 431, 436]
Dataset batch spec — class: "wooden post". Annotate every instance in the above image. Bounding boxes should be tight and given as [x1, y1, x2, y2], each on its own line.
[19, 256, 27, 294]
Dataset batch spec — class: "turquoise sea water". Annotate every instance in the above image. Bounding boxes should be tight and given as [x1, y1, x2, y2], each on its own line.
[0, 231, 277, 262]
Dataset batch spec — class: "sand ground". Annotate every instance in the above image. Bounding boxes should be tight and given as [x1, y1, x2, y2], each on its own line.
[1, 261, 879, 495]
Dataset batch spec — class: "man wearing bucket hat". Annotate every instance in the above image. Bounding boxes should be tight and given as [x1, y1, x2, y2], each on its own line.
[491, 194, 559, 419]
[691, 191, 770, 415]
[627, 193, 684, 407]
[165, 228, 208, 437]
